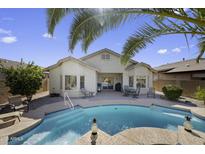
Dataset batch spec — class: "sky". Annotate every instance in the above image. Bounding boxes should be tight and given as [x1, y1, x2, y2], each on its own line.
[0, 8, 203, 68]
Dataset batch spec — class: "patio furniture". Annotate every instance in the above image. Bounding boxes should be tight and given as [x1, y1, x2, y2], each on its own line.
[0, 111, 22, 129]
[123, 85, 129, 96]
[123, 85, 136, 96]
[97, 83, 102, 92]
[0, 103, 14, 114]
[115, 82, 121, 91]
[81, 88, 95, 98]
[8, 95, 29, 112]
[133, 87, 141, 98]
[147, 87, 156, 98]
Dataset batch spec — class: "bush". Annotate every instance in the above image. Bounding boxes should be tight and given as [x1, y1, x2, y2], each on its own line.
[162, 85, 183, 100]
[0, 62, 44, 101]
[195, 86, 205, 104]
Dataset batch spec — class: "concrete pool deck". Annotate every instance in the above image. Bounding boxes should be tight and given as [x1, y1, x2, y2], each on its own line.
[0, 90, 205, 145]
[76, 127, 205, 145]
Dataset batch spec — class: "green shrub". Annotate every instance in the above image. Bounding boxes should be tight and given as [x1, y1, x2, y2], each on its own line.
[162, 85, 183, 100]
[195, 86, 205, 104]
[0, 62, 44, 101]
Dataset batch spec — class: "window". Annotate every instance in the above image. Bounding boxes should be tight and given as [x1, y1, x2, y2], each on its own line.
[65, 75, 77, 90]
[105, 54, 110, 59]
[60, 75, 62, 89]
[101, 54, 110, 60]
[136, 76, 146, 88]
[129, 76, 134, 87]
[80, 76, 85, 89]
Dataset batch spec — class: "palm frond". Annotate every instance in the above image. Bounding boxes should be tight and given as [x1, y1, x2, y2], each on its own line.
[47, 8, 205, 63]
[68, 8, 205, 52]
[197, 37, 205, 62]
[47, 8, 70, 35]
[69, 9, 131, 52]
[121, 23, 205, 64]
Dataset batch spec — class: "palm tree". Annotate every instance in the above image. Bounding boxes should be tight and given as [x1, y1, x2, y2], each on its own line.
[47, 8, 205, 63]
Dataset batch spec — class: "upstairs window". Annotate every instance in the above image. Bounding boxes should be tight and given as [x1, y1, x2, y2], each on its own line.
[101, 54, 110, 60]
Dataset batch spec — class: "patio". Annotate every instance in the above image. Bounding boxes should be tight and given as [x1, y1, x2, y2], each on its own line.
[0, 90, 205, 145]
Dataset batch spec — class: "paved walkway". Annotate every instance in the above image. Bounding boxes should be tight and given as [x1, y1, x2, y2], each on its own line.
[0, 90, 205, 145]
[76, 126, 205, 145]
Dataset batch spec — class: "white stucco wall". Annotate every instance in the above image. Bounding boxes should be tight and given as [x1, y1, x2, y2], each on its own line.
[49, 67, 61, 94]
[125, 65, 153, 94]
[83, 51, 131, 73]
[49, 51, 154, 97]
[49, 60, 97, 97]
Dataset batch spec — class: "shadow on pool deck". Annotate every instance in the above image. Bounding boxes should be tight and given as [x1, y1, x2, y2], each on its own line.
[29, 90, 202, 111]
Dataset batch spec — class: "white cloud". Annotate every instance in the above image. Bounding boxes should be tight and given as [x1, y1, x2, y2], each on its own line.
[172, 48, 181, 53]
[1, 17, 14, 21]
[0, 28, 12, 35]
[42, 33, 54, 39]
[0, 36, 17, 44]
[157, 49, 167, 54]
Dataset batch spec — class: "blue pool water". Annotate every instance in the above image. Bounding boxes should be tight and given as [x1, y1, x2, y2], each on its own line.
[9, 105, 205, 145]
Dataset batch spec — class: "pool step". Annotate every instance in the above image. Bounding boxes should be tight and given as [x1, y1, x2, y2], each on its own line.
[19, 110, 86, 142]
[45, 108, 84, 122]
[55, 111, 86, 125]
[36, 116, 84, 144]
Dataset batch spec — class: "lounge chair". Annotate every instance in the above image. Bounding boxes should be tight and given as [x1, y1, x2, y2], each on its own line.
[81, 88, 95, 98]
[0, 111, 22, 129]
[147, 87, 156, 98]
[8, 95, 29, 112]
[133, 87, 141, 98]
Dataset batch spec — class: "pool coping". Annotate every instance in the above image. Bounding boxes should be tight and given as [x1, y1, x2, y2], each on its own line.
[2, 103, 205, 145]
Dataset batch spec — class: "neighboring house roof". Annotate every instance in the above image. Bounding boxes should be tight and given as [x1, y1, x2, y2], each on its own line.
[80, 48, 138, 64]
[155, 58, 205, 73]
[0, 58, 27, 68]
[45, 56, 100, 71]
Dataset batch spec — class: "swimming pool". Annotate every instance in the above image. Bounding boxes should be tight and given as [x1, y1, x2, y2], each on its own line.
[9, 105, 205, 145]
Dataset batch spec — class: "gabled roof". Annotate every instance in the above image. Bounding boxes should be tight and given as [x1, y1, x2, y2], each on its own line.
[125, 62, 156, 72]
[80, 48, 138, 64]
[155, 58, 205, 73]
[45, 56, 100, 71]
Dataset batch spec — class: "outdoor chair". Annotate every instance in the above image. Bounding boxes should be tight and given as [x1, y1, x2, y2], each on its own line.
[133, 87, 141, 98]
[123, 85, 136, 96]
[8, 95, 29, 112]
[147, 87, 156, 98]
[81, 88, 95, 98]
[0, 111, 21, 129]
[123, 85, 130, 96]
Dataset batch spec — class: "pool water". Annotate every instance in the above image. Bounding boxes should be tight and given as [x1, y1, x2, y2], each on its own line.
[9, 105, 205, 145]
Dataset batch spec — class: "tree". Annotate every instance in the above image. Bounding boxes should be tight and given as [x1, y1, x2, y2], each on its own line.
[195, 86, 205, 105]
[47, 8, 205, 63]
[0, 62, 44, 101]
